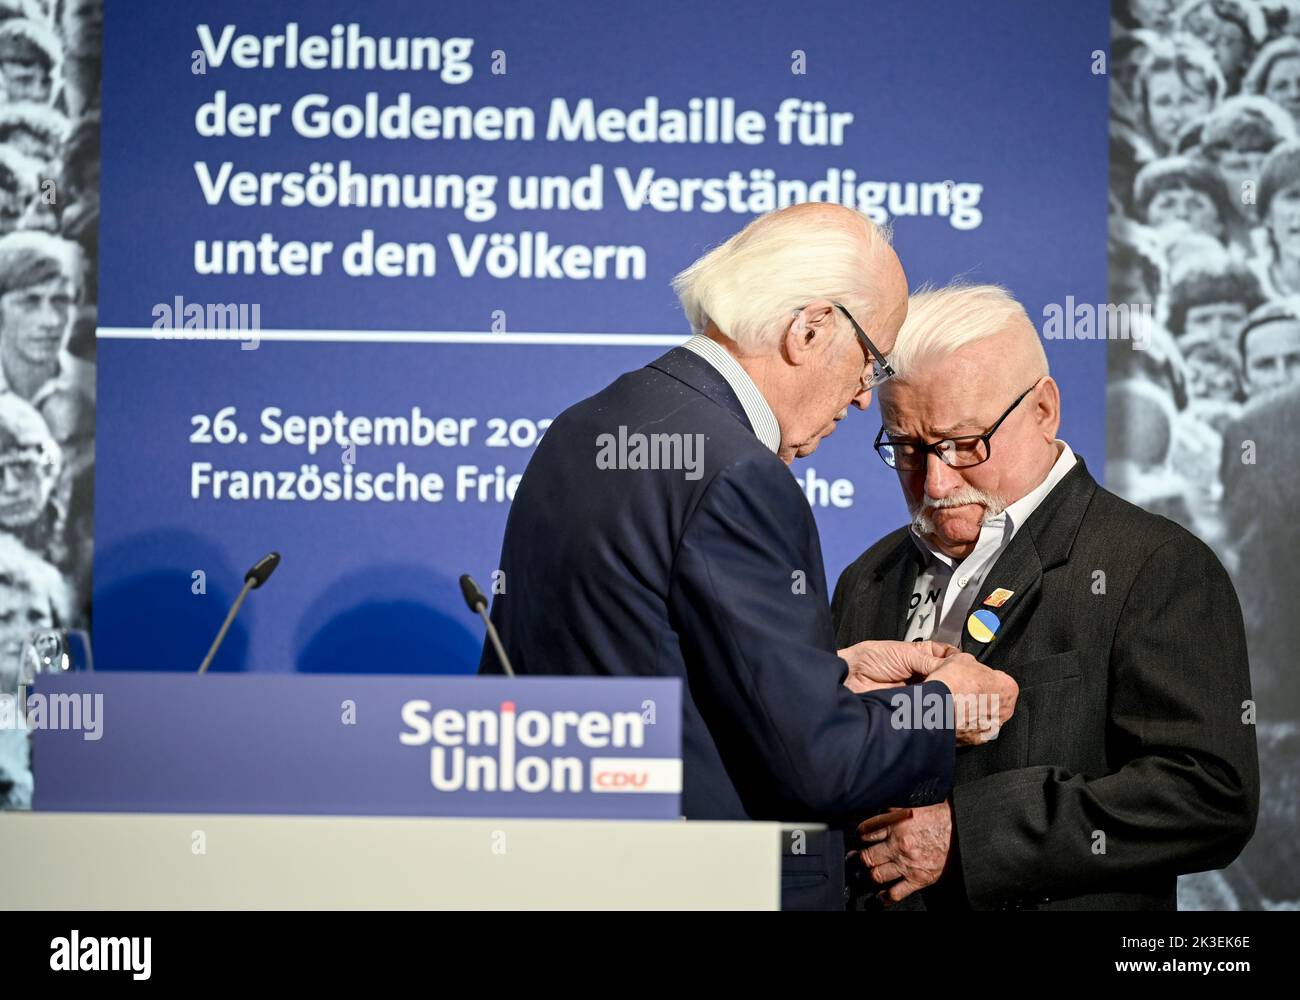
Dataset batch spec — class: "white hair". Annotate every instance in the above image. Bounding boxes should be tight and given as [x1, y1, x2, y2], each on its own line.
[671, 207, 893, 352]
[889, 283, 1049, 381]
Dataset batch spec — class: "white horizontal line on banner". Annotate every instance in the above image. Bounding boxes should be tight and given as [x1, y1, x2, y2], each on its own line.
[96, 327, 691, 346]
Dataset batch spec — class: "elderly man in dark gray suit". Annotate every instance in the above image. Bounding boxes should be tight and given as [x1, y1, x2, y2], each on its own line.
[833, 283, 1258, 910]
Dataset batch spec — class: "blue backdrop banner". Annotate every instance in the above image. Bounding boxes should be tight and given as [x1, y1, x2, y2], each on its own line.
[92, 0, 1109, 673]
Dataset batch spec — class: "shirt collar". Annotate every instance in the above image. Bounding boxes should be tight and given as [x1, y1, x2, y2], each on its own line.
[909, 440, 1078, 566]
[680, 335, 781, 454]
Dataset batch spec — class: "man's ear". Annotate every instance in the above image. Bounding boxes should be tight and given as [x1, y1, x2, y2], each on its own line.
[783, 300, 837, 367]
[1034, 376, 1062, 441]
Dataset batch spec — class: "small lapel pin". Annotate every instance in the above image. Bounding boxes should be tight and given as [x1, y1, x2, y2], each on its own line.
[967, 609, 1000, 643]
[983, 588, 1015, 608]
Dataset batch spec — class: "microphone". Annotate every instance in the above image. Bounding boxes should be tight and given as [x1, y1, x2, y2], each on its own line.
[197, 552, 281, 674]
[460, 573, 515, 677]
[244, 552, 280, 588]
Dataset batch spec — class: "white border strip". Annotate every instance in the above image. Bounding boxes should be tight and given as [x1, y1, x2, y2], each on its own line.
[96, 327, 690, 346]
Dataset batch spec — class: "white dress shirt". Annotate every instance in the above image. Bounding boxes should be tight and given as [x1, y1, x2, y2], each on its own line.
[681, 335, 781, 454]
[903, 441, 1077, 646]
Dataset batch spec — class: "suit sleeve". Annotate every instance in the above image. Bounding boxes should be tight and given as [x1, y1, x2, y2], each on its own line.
[668, 454, 954, 822]
[949, 533, 1259, 908]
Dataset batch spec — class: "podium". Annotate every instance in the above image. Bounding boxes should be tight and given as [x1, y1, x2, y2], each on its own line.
[0, 811, 802, 909]
[7, 673, 818, 909]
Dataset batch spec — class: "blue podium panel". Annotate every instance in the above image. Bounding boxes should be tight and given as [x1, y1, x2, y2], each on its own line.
[27, 674, 681, 819]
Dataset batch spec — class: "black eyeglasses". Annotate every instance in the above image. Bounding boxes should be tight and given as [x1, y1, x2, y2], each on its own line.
[795, 301, 896, 391]
[873, 379, 1043, 471]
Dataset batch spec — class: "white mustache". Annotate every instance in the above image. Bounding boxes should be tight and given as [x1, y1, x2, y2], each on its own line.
[910, 486, 1008, 535]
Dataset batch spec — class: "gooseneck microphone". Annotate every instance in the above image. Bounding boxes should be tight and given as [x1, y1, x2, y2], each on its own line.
[460, 573, 515, 677]
[197, 552, 281, 674]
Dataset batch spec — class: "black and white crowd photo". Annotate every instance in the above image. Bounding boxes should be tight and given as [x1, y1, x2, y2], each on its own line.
[1110, 0, 1300, 910]
[0, 0, 98, 810]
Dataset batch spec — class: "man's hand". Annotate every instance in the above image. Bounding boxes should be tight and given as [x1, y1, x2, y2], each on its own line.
[856, 800, 954, 905]
[927, 651, 1019, 745]
[838, 640, 959, 693]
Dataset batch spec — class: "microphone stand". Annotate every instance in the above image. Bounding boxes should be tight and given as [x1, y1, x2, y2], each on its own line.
[197, 576, 254, 675]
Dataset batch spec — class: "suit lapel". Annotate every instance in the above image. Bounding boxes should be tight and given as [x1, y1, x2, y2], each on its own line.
[959, 458, 1099, 661]
[960, 530, 1043, 661]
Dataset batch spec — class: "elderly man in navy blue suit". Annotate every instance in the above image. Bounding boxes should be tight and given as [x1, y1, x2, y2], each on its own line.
[480, 203, 1018, 909]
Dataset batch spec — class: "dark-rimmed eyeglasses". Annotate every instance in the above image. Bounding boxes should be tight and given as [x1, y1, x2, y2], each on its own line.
[873, 379, 1043, 471]
[795, 301, 896, 392]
